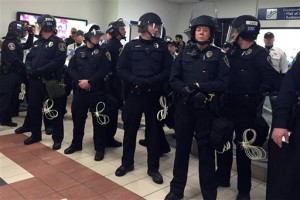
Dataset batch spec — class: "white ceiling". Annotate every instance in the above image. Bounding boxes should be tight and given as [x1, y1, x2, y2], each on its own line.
[165, 0, 201, 3]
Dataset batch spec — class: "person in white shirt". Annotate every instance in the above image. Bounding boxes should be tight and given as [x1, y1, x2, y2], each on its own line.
[264, 32, 289, 110]
[65, 30, 85, 66]
[264, 32, 288, 74]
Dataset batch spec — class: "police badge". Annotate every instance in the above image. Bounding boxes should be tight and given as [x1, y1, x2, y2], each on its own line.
[206, 51, 213, 58]
[8, 43, 15, 51]
[93, 49, 99, 55]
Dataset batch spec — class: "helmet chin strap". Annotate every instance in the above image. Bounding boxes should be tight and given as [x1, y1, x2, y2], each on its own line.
[118, 31, 126, 40]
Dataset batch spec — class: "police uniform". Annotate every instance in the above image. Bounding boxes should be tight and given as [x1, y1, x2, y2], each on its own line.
[0, 23, 33, 126]
[267, 52, 300, 200]
[216, 43, 280, 196]
[116, 36, 172, 175]
[102, 37, 123, 146]
[168, 43, 229, 200]
[24, 34, 66, 145]
[67, 44, 111, 157]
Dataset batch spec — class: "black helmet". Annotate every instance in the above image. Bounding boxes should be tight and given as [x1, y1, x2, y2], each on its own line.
[84, 23, 103, 43]
[138, 12, 162, 33]
[190, 15, 218, 44]
[107, 18, 126, 38]
[5, 21, 25, 39]
[231, 15, 260, 41]
[37, 14, 56, 32]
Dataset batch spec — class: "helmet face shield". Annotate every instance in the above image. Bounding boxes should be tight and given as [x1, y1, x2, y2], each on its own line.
[226, 25, 239, 43]
[90, 29, 103, 38]
[146, 23, 163, 38]
[227, 15, 260, 42]
[84, 24, 103, 44]
[90, 35, 101, 44]
[37, 15, 56, 33]
[88, 30, 103, 45]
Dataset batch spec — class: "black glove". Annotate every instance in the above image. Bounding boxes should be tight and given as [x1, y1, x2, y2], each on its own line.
[182, 84, 199, 96]
[181, 84, 198, 104]
[132, 78, 150, 95]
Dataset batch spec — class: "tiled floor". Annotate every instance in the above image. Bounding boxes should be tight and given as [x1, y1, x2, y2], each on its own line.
[0, 99, 267, 200]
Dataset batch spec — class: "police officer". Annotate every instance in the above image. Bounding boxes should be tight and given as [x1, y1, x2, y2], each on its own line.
[115, 12, 173, 184]
[215, 15, 280, 200]
[165, 15, 229, 200]
[64, 24, 111, 161]
[23, 14, 66, 151]
[263, 31, 288, 110]
[0, 21, 33, 127]
[102, 18, 126, 148]
[267, 52, 300, 200]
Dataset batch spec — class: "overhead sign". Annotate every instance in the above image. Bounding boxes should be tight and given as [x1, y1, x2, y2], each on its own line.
[258, 7, 300, 20]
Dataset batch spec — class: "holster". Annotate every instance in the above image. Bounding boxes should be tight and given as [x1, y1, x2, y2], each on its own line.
[43, 79, 66, 99]
[209, 117, 234, 151]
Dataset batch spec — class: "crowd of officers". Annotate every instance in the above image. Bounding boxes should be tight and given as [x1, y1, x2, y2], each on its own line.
[0, 11, 299, 200]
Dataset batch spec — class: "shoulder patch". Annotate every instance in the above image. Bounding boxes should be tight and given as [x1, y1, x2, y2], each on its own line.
[105, 51, 111, 61]
[58, 43, 66, 51]
[8, 43, 15, 51]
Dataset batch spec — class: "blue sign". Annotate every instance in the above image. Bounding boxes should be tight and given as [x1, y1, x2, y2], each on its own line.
[258, 7, 300, 20]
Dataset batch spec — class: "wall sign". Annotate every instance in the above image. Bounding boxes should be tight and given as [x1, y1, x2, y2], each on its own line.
[258, 7, 300, 20]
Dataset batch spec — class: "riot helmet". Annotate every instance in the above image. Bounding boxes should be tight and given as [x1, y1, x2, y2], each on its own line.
[138, 12, 163, 38]
[107, 18, 126, 39]
[190, 15, 218, 44]
[5, 21, 25, 39]
[37, 14, 56, 33]
[84, 23, 103, 45]
[229, 15, 260, 42]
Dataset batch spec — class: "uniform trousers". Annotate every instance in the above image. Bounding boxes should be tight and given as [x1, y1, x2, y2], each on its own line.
[27, 78, 64, 142]
[170, 100, 217, 200]
[70, 89, 107, 152]
[121, 92, 161, 172]
[217, 100, 259, 195]
[0, 72, 21, 124]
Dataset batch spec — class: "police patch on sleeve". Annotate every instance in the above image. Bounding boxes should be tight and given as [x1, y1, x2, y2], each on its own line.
[58, 43, 66, 51]
[8, 43, 15, 51]
[105, 51, 112, 61]
[224, 55, 230, 68]
[267, 55, 273, 66]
